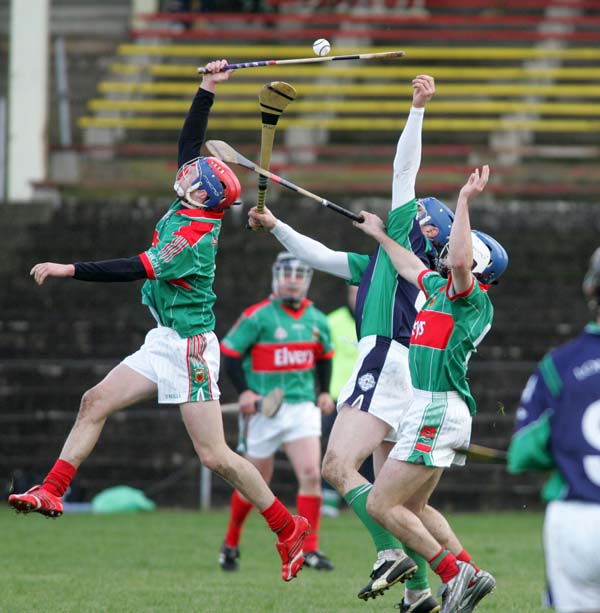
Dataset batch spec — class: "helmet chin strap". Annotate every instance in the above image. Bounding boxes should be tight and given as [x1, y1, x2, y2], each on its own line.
[184, 187, 208, 208]
[280, 295, 302, 309]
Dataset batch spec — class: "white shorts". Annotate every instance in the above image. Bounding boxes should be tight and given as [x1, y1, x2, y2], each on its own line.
[337, 335, 413, 442]
[544, 500, 600, 612]
[389, 389, 471, 467]
[239, 401, 322, 459]
[122, 326, 221, 404]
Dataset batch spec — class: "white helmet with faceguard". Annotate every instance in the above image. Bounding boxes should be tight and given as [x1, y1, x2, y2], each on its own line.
[272, 252, 313, 309]
[437, 230, 508, 284]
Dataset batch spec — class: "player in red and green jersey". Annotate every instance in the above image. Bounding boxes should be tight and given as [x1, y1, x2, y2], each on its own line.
[355, 165, 508, 613]
[9, 60, 311, 583]
[218, 252, 335, 572]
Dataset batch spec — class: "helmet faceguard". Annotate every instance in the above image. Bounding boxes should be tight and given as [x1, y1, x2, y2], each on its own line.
[174, 156, 242, 212]
[583, 247, 600, 314]
[417, 197, 455, 255]
[436, 230, 508, 284]
[272, 252, 313, 309]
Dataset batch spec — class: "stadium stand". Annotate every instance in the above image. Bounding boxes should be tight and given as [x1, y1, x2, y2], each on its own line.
[67, 0, 600, 199]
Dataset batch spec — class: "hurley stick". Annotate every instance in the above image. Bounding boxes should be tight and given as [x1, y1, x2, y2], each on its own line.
[197, 50, 405, 74]
[257, 81, 297, 214]
[454, 443, 508, 464]
[205, 139, 363, 222]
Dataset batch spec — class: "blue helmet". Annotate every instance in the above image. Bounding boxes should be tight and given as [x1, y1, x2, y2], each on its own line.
[174, 156, 241, 211]
[471, 230, 508, 284]
[417, 197, 455, 254]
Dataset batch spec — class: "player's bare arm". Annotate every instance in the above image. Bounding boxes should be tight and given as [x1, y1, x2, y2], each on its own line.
[448, 165, 490, 294]
[354, 211, 427, 287]
[353, 210, 386, 241]
[411, 74, 435, 108]
[30, 262, 75, 285]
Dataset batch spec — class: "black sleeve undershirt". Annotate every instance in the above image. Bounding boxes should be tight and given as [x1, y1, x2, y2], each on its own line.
[316, 359, 332, 395]
[178, 87, 214, 168]
[73, 256, 147, 282]
[223, 355, 249, 394]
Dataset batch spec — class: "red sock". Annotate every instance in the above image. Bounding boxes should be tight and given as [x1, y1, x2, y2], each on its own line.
[42, 459, 77, 497]
[428, 548, 460, 584]
[296, 494, 321, 552]
[457, 549, 480, 573]
[224, 490, 254, 547]
[260, 498, 294, 541]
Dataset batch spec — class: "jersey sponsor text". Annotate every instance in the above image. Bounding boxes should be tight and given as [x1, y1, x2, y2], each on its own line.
[410, 310, 454, 350]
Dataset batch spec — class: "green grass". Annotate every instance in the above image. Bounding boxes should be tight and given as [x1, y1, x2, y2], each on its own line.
[0, 506, 546, 612]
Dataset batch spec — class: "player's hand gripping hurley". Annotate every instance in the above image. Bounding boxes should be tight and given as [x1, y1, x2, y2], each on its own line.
[257, 82, 297, 216]
[197, 50, 405, 74]
[205, 140, 363, 222]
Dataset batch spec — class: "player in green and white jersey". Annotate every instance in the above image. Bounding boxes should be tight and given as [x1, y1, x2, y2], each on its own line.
[9, 60, 311, 584]
[218, 252, 335, 573]
[355, 166, 508, 613]
[250, 76, 491, 612]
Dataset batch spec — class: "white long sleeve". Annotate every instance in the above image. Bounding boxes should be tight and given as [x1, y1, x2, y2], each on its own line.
[391, 106, 425, 210]
[271, 221, 352, 280]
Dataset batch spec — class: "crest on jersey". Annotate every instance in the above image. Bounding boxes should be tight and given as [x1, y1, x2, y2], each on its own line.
[274, 326, 288, 340]
[358, 373, 376, 392]
[193, 368, 206, 384]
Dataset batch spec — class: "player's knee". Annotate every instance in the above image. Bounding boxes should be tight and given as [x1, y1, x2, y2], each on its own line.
[322, 451, 344, 489]
[78, 388, 109, 423]
[197, 444, 230, 475]
[297, 464, 321, 490]
[365, 489, 384, 523]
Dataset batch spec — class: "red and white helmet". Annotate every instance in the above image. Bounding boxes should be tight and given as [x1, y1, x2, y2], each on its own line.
[174, 156, 241, 211]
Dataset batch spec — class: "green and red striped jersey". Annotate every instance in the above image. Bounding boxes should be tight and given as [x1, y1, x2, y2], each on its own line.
[409, 270, 494, 415]
[139, 200, 223, 338]
[221, 296, 333, 403]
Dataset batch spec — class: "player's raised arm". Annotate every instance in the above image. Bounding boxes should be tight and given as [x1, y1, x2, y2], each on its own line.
[447, 166, 490, 294]
[353, 211, 427, 286]
[249, 205, 352, 280]
[178, 59, 235, 168]
[391, 75, 435, 210]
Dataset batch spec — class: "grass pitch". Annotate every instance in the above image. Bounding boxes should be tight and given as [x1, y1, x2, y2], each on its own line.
[0, 506, 545, 612]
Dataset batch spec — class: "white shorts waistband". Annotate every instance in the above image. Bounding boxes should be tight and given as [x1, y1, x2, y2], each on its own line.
[412, 388, 462, 400]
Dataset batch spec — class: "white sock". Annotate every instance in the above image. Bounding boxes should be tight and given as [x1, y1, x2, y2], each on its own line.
[404, 588, 432, 605]
[377, 548, 405, 561]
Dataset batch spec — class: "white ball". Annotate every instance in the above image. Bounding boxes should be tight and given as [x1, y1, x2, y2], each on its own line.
[312, 38, 331, 57]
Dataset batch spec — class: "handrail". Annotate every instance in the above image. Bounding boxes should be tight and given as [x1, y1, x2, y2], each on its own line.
[97, 81, 600, 97]
[116, 44, 600, 60]
[109, 63, 600, 80]
[129, 28, 600, 42]
[265, 0, 600, 8]
[77, 116, 600, 132]
[88, 99, 600, 117]
[137, 12, 600, 26]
